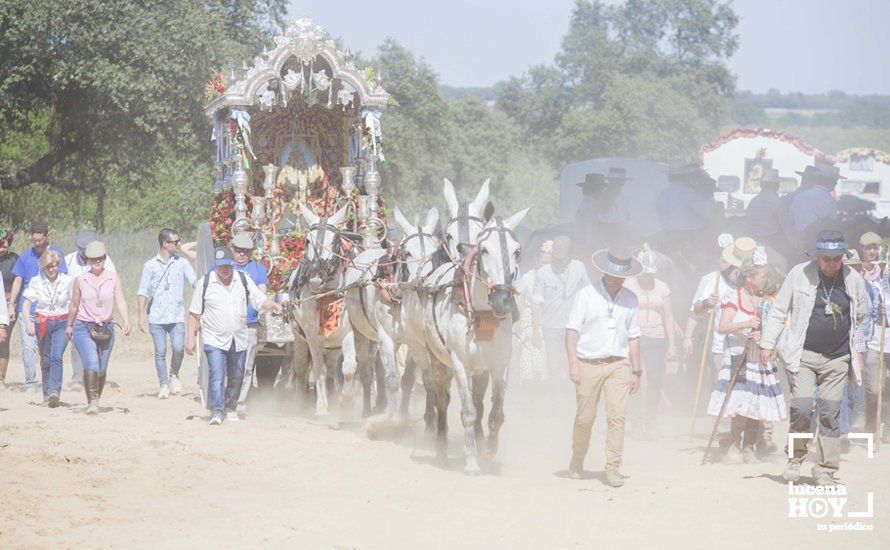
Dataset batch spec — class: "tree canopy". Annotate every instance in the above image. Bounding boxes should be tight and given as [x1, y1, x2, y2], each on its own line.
[0, 0, 285, 229]
[0, 0, 744, 233]
[496, 0, 738, 164]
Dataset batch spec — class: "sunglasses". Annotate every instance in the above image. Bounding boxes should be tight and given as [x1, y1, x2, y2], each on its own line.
[234, 247, 251, 254]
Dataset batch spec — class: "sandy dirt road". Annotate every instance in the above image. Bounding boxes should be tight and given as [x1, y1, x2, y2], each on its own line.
[1, 346, 887, 549]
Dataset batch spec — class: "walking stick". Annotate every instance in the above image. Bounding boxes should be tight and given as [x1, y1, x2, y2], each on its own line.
[702, 339, 752, 465]
[877, 304, 886, 453]
[689, 274, 721, 442]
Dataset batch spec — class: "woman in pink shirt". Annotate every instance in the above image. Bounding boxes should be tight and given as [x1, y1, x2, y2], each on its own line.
[624, 247, 677, 438]
[66, 241, 131, 415]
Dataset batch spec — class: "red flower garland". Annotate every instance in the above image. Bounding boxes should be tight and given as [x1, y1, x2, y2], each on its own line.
[209, 190, 251, 246]
[699, 128, 827, 165]
[203, 72, 226, 104]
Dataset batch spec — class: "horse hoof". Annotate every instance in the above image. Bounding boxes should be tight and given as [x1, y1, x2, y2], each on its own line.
[484, 439, 499, 458]
[464, 462, 481, 476]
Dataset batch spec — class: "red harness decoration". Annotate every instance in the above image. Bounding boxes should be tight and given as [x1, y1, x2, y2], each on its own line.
[474, 311, 500, 342]
[316, 295, 343, 337]
[452, 247, 478, 311]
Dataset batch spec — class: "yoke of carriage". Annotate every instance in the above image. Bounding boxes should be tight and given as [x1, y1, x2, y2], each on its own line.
[200, 18, 392, 344]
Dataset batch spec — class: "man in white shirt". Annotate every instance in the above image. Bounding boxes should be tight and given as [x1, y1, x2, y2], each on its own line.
[184, 247, 282, 425]
[64, 230, 116, 389]
[565, 248, 643, 488]
[532, 235, 589, 382]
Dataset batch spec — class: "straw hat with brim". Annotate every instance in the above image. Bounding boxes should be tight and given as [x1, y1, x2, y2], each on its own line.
[807, 230, 850, 258]
[84, 241, 107, 259]
[722, 237, 757, 267]
[591, 248, 643, 278]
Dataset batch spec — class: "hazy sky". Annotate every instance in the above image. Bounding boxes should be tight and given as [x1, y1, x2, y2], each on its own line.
[286, 0, 890, 94]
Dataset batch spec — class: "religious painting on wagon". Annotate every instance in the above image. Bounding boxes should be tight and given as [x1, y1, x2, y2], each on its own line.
[743, 148, 773, 194]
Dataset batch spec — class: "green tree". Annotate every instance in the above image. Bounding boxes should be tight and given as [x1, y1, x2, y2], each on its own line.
[0, 0, 285, 228]
[496, 0, 739, 165]
[373, 38, 457, 213]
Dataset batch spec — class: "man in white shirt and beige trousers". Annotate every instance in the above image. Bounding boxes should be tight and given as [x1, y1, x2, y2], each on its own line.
[566, 248, 644, 488]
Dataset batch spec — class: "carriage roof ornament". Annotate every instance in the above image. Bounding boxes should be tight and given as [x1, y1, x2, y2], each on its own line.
[204, 18, 390, 116]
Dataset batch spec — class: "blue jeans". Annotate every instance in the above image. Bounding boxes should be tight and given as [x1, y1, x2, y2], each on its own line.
[72, 321, 115, 375]
[36, 318, 68, 398]
[70, 345, 83, 382]
[19, 320, 39, 384]
[149, 323, 185, 386]
[203, 342, 245, 417]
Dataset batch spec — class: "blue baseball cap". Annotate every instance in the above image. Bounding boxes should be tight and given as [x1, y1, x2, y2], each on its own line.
[214, 246, 235, 266]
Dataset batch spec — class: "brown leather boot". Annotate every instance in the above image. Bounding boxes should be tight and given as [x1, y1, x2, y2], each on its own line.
[84, 371, 100, 415]
[98, 374, 106, 398]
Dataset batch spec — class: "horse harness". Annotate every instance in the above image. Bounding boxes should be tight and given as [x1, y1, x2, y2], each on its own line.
[446, 201, 484, 252]
[430, 216, 518, 346]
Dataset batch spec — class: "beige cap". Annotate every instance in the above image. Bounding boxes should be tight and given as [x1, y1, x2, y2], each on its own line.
[722, 237, 756, 267]
[84, 241, 107, 259]
[231, 232, 255, 250]
[859, 232, 881, 247]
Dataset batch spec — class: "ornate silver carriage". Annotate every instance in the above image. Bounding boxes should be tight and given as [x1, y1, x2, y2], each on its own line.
[194, 18, 391, 401]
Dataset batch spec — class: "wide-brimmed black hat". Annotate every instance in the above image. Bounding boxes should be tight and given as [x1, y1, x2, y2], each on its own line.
[591, 248, 644, 278]
[668, 163, 715, 186]
[605, 167, 634, 184]
[576, 172, 606, 188]
[759, 168, 781, 185]
[807, 229, 850, 258]
[796, 164, 844, 183]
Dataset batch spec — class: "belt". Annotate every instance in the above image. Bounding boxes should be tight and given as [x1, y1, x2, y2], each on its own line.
[36, 313, 67, 339]
[577, 355, 623, 365]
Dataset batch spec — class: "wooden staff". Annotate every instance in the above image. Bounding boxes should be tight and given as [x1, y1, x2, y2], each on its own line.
[689, 274, 721, 442]
[877, 301, 886, 453]
[702, 339, 752, 465]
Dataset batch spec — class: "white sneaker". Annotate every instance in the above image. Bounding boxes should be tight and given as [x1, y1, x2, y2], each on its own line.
[158, 385, 170, 399]
[209, 415, 223, 426]
[226, 411, 240, 423]
[170, 375, 182, 395]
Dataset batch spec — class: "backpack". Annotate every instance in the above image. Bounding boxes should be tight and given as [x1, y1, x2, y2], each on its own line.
[200, 270, 249, 315]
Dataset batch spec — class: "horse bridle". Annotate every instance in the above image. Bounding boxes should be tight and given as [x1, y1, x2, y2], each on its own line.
[474, 216, 519, 289]
[396, 227, 437, 282]
[445, 201, 484, 250]
[305, 218, 343, 282]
